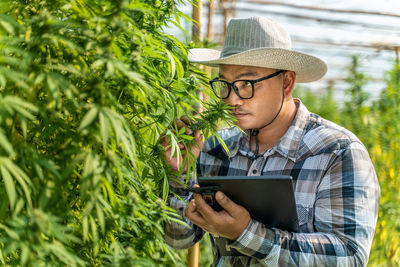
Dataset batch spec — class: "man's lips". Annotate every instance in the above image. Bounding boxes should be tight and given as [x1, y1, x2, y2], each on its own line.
[233, 112, 249, 117]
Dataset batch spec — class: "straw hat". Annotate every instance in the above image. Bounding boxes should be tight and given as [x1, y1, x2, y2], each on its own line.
[188, 17, 327, 83]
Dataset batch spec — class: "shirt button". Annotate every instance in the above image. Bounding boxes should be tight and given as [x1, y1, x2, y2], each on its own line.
[252, 169, 257, 174]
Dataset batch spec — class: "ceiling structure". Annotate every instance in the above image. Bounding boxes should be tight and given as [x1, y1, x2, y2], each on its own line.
[173, 0, 400, 101]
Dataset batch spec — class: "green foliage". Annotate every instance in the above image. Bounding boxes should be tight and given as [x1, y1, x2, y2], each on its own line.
[2, 0, 396, 265]
[297, 56, 400, 266]
[367, 61, 400, 267]
[0, 0, 233, 265]
[341, 56, 372, 145]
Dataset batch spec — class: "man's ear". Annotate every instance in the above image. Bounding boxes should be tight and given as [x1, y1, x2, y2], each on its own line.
[284, 71, 296, 98]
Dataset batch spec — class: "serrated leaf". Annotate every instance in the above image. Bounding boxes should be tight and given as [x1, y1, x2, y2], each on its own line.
[0, 165, 16, 210]
[106, 60, 114, 74]
[0, 130, 14, 156]
[0, 223, 19, 240]
[0, 74, 6, 88]
[13, 198, 24, 217]
[101, 177, 118, 207]
[165, 49, 175, 81]
[4, 96, 37, 119]
[216, 134, 230, 157]
[82, 216, 88, 241]
[162, 172, 168, 201]
[180, 134, 194, 141]
[20, 118, 27, 138]
[171, 52, 184, 81]
[0, 246, 5, 265]
[96, 203, 105, 234]
[90, 215, 98, 242]
[99, 111, 109, 145]
[79, 107, 98, 130]
[2, 158, 32, 208]
[21, 244, 29, 265]
[92, 59, 105, 69]
[0, 19, 14, 34]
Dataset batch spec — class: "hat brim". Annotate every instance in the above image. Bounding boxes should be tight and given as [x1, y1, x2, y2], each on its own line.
[188, 48, 327, 83]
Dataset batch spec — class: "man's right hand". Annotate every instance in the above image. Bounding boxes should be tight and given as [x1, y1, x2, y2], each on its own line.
[160, 115, 204, 172]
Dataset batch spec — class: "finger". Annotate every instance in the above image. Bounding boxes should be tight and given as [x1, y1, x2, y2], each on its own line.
[186, 200, 206, 226]
[175, 118, 185, 129]
[176, 118, 193, 135]
[193, 193, 217, 218]
[180, 115, 192, 125]
[181, 116, 199, 135]
[188, 130, 203, 159]
[185, 199, 197, 215]
[159, 135, 170, 147]
[215, 191, 240, 217]
[193, 130, 204, 150]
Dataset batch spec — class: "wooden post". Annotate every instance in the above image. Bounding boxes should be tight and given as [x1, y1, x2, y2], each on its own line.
[220, 0, 227, 45]
[207, 0, 215, 41]
[192, 0, 203, 43]
[188, 3, 202, 266]
[219, 0, 237, 45]
[187, 242, 199, 267]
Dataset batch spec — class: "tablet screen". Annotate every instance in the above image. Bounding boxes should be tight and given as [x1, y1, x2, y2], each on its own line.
[198, 175, 299, 232]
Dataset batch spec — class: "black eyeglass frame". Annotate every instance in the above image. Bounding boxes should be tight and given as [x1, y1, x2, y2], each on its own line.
[209, 69, 285, 99]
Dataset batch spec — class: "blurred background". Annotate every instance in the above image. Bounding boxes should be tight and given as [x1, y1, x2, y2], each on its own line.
[166, 0, 400, 103]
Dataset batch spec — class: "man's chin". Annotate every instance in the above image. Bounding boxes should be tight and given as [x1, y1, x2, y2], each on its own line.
[233, 120, 253, 130]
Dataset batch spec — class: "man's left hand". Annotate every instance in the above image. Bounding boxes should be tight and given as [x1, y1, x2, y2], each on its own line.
[185, 189, 251, 240]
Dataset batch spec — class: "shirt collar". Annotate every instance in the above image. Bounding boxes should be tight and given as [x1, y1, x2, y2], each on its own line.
[274, 99, 309, 161]
[232, 99, 309, 162]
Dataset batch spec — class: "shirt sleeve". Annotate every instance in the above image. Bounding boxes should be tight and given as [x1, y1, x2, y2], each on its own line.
[164, 170, 205, 250]
[228, 141, 380, 266]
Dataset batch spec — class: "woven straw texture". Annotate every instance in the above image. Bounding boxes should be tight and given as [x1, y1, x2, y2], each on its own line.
[188, 17, 327, 83]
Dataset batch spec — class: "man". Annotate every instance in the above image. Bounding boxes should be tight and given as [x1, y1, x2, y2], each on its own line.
[163, 17, 379, 266]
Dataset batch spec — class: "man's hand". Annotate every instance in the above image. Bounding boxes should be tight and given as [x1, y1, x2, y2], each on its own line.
[160, 115, 203, 172]
[186, 187, 251, 240]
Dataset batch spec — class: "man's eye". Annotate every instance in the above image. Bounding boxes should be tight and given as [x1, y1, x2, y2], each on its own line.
[244, 81, 252, 87]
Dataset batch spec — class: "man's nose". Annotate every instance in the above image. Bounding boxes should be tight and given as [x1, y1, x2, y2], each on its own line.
[225, 87, 244, 106]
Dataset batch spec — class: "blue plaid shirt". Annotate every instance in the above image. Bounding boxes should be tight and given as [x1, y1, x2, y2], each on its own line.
[165, 100, 380, 266]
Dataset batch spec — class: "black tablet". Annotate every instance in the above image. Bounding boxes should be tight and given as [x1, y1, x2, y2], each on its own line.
[198, 175, 299, 232]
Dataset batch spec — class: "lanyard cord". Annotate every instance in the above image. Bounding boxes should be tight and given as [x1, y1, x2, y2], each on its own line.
[250, 71, 286, 160]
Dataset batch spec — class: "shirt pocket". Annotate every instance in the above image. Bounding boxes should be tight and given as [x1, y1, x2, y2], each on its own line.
[296, 204, 314, 232]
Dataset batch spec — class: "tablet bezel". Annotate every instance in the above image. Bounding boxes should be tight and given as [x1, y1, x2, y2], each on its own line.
[198, 175, 299, 232]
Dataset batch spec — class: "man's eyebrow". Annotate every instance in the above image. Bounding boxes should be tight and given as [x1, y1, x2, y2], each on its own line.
[219, 71, 259, 80]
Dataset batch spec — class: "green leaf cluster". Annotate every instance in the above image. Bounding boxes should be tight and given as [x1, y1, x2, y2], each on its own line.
[0, 0, 233, 265]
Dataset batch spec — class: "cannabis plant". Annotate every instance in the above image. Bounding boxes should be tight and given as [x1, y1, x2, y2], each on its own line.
[0, 0, 233, 265]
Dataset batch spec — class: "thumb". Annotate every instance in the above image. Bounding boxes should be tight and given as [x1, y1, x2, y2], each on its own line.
[192, 130, 204, 156]
[215, 191, 238, 216]
[194, 130, 203, 147]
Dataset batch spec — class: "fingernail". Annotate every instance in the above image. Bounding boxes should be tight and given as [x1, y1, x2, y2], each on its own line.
[216, 192, 224, 200]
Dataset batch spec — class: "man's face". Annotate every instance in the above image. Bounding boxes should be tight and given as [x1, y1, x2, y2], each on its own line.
[219, 64, 286, 130]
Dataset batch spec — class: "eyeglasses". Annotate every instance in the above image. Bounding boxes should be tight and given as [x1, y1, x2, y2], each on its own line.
[209, 69, 285, 99]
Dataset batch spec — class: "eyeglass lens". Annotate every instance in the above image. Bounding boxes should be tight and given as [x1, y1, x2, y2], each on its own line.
[212, 80, 253, 99]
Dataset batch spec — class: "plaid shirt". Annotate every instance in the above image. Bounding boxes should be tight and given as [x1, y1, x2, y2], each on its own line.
[165, 100, 380, 266]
